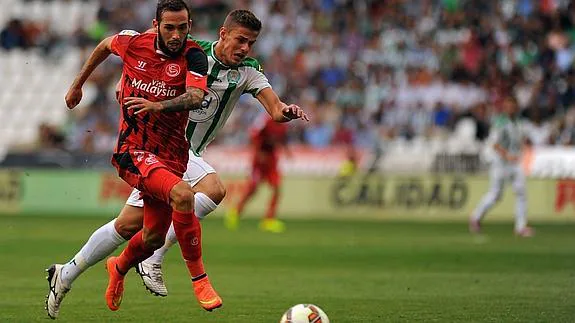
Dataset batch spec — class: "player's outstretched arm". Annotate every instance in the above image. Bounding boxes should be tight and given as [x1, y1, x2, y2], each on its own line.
[65, 36, 114, 109]
[256, 88, 309, 123]
[161, 86, 206, 112]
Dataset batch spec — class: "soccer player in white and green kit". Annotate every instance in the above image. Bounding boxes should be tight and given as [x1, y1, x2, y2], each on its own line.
[46, 9, 309, 319]
[469, 96, 534, 237]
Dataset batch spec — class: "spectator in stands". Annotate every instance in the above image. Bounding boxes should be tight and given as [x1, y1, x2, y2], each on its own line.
[525, 107, 552, 146]
[558, 108, 575, 146]
[432, 102, 453, 132]
[304, 112, 334, 148]
[37, 123, 66, 151]
[410, 102, 433, 138]
[1, 19, 28, 50]
[4, 0, 575, 156]
[456, 103, 490, 142]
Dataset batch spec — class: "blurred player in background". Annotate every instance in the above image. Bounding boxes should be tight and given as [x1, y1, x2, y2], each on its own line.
[225, 114, 290, 233]
[45, 8, 308, 317]
[470, 96, 534, 237]
[338, 144, 359, 177]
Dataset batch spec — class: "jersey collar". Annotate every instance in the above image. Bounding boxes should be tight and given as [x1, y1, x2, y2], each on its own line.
[211, 41, 231, 69]
[156, 49, 170, 57]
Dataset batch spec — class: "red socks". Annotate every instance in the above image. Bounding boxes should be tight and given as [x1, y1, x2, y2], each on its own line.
[265, 189, 280, 219]
[115, 231, 155, 274]
[172, 209, 205, 278]
[114, 195, 172, 274]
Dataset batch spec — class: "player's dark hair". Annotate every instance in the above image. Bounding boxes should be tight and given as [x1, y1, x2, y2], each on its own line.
[224, 9, 262, 32]
[156, 0, 190, 22]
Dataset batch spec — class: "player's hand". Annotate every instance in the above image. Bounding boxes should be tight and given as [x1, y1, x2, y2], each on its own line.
[124, 97, 163, 115]
[65, 87, 83, 109]
[282, 104, 309, 121]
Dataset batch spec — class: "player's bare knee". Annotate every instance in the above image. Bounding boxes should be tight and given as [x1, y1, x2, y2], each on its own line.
[195, 177, 226, 204]
[114, 218, 140, 240]
[172, 192, 195, 212]
[211, 184, 226, 204]
[170, 183, 195, 212]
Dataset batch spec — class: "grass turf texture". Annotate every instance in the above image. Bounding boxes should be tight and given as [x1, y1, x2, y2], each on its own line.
[0, 216, 573, 322]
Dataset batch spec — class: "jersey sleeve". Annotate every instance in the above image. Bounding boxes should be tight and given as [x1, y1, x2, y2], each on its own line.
[110, 30, 140, 58]
[188, 37, 212, 52]
[242, 59, 271, 97]
[185, 47, 208, 93]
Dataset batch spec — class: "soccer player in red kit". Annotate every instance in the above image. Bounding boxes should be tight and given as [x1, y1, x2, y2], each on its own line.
[59, 0, 222, 315]
[225, 114, 290, 233]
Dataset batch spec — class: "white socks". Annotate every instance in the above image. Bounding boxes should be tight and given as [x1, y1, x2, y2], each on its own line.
[194, 192, 218, 220]
[60, 219, 126, 287]
[58, 193, 218, 286]
[514, 190, 528, 231]
[145, 193, 217, 264]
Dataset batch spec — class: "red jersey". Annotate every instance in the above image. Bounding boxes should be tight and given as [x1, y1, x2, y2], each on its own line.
[251, 115, 288, 168]
[110, 30, 208, 175]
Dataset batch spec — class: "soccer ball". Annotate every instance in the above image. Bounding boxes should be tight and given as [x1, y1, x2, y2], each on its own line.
[279, 304, 330, 323]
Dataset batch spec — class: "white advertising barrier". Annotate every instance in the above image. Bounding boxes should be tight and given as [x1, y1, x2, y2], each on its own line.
[522, 147, 575, 179]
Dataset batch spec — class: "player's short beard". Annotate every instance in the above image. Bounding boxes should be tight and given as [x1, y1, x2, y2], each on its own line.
[157, 27, 186, 58]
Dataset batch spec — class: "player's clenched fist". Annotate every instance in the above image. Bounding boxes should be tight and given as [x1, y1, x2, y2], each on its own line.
[65, 86, 83, 109]
[282, 104, 309, 121]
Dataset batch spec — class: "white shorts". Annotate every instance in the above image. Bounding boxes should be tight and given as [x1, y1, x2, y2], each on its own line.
[126, 154, 216, 207]
[488, 162, 525, 193]
[490, 162, 523, 182]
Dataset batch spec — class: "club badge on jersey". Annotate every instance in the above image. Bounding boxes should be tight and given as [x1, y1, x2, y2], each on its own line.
[227, 70, 240, 84]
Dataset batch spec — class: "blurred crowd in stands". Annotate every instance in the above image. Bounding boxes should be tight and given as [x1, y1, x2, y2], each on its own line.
[2, 0, 575, 153]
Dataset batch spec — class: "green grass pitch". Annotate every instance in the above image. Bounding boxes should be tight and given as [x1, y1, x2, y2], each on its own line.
[0, 215, 574, 322]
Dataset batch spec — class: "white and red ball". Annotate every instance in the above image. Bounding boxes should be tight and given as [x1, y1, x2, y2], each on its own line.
[280, 304, 330, 323]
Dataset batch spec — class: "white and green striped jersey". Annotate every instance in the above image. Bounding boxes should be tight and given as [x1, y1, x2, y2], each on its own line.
[186, 39, 271, 156]
[490, 116, 527, 164]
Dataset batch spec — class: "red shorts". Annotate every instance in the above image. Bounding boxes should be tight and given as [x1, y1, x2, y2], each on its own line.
[112, 151, 182, 204]
[251, 165, 281, 187]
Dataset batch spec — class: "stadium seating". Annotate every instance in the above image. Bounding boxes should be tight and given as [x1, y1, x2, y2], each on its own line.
[1, 0, 573, 170]
[1, 0, 99, 36]
[0, 1, 97, 151]
[0, 48, 79, 148]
